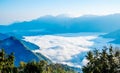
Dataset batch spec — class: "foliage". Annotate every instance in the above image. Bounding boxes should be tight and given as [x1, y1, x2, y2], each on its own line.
[19, 61, 75, 73]
[82, 46, 120, 73]
[0, 49, 16, 73]
[0, 49, 76, 73]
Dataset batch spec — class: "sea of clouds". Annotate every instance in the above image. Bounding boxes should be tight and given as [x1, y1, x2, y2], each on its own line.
[24, 33, 118, 68]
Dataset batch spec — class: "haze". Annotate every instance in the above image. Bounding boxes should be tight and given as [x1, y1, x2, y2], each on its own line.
[0, 0, 120, 24]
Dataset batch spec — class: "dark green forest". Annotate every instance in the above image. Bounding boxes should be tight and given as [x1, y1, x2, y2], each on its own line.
[0, 46, 120, 73]
[0, 49, 75, 73]
[82, 46, 120, 73]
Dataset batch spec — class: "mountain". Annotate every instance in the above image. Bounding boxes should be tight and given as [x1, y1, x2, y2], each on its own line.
[0, 34, 51, 66]
[111, 38, 120, 44]
[21, 40, 39, 50]
[0, 32, 40, 50]
[1, 14, 120, 35]
[0, 33, 9, 40]
[102, 29, 120, 44]
[102, 29, 120, 38]
[6, 32, 24, 39]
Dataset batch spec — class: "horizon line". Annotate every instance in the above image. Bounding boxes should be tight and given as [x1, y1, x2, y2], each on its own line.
[1, 13, 120, 25]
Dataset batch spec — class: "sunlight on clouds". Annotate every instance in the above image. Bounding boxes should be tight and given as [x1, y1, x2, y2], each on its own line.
[24, 34, 97, 67]
[24, 33, 119, 68]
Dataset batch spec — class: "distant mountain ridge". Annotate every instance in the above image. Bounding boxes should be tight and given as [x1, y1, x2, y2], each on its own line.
[102, 29, 120, 38]
[0, 14, 120, 35]
[102, 29, 120, 44]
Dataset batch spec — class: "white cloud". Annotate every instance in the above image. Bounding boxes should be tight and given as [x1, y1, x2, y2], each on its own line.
[24, 33, 118, 68]
[81, 58, 89, 66]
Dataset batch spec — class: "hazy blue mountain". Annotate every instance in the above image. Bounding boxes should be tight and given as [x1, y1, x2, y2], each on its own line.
[0, 33, 40, 50]
[102, 29, 120, 44]
[0, 34, 51, 66]
[35, 53, 52, 63]
[111, 38, 120, 44]
[102, 29, 120, 38]
[0, 33, 9, 40]
[21, 40, 39, 50]
[0, 14, 120, 35]
[6, 32, 24, 39]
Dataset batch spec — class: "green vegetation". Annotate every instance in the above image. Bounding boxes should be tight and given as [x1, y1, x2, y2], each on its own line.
[0, 49, 14, 73]
[82, 46, 120, 73]
[1, 46, 120, 73]
[0, 49, 75, 73]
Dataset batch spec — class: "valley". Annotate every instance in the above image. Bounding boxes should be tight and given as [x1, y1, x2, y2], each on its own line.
[23, 32, 119, 68]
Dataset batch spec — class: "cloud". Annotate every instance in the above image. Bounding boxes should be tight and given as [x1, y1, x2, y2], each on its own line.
[24, 33, 118, 68]
[24, 34, 97, 67]
[81, 58, 89, 66]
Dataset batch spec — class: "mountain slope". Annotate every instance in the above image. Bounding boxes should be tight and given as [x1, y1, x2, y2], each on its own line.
[111, 38, 120, 44]
[102, 29, 120, 44]
[0, 33, 9, 40]
[21, 40, 39, 50]
[102, 29, 120, 38]
[0, 35, 51, 66]
[0, 33, 40, 50]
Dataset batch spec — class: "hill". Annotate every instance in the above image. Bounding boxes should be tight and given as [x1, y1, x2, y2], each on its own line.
[102, 29, 120, 44]
[0, 33, 51, 66]
[0, 33, 9, 40]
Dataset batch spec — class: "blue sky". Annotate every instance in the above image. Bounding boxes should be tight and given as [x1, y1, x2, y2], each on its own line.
[0, 0, 120, 24]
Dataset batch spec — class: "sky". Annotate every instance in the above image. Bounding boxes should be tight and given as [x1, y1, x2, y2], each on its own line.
[0, 0, 120, 24]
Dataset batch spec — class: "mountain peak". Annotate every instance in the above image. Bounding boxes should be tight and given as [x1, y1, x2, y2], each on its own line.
[0, 35, 51, 66]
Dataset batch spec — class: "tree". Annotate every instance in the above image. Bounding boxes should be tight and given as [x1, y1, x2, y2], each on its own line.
[82, 46, 120, 73]
[0, 49, 75, 73]
[0, 49, 18, 73]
